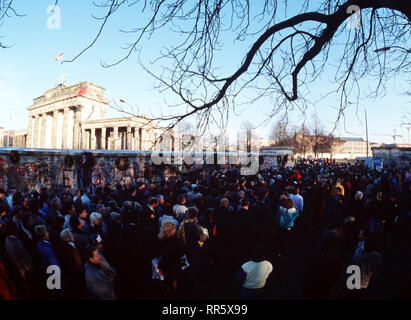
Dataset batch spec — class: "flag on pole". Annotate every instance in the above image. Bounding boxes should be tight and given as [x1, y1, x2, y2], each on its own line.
[77, 85, 88, 97]
[54, 53, 64, 61]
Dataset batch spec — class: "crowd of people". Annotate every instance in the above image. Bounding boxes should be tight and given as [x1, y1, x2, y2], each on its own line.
[0, 159, 410, 300]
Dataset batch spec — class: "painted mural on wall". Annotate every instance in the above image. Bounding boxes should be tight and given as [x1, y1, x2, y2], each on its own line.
[0, 150, 150, 192]
[7, 159, 52, 191]
[0, 149, 280, 192]
[0, 157, 8, 189]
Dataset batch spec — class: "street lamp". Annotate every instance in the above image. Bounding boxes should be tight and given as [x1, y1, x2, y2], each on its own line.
[374, 46, 411, 53]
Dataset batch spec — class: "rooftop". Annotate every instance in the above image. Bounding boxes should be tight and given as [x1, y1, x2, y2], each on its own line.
[341, 137, 364, 142]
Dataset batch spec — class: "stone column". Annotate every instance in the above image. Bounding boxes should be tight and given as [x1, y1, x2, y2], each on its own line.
[40, 114, 47, 148]
[85, 130, 90, 149]
[62, 108, 69, 149]
[113, 126, 119, 150]
[131, 128, 135, 150]
[33, 115, 39, 148]
[127, 126, 132, 150]
[81, 127, 86, 149]
[140, 129, 146, 150]
[72, 106, 81, 149]
[27, 115, 33, 148]
[135, 128, 140, 151]
[51, 111, 58, 148]
[91, 128, 96, 149]
[101, 127, 106, 150]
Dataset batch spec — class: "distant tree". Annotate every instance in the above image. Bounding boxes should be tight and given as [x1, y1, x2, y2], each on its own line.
[291, 123, 312, 157]
[270, 119, 292, 146]
[322, 134, 344, 159]
[310, 112, 327, 158]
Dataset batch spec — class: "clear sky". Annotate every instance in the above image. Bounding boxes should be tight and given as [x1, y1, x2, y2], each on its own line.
[0, 0, 410, 144]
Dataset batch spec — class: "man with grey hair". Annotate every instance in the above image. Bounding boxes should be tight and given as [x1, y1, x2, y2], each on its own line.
[173, 194, 188, 223]
[89, 212, 108, 239]
[59, 228, 86, 298]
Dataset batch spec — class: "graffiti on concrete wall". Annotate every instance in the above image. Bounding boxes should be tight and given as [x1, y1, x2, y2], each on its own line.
[7, 159, 52, 191]
[0, 157, 8, 189]
[56, 163, 75, 190]
[91, 160, 110, 188]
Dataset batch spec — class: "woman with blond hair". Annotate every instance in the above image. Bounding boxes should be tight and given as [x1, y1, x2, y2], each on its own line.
[157, 221, 184, 297]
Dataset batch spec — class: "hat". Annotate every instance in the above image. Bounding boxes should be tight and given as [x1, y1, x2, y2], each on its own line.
[110, 211, 121, 223]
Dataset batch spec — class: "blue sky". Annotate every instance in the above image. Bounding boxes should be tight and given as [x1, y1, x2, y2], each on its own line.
[0, 0, 410, 144]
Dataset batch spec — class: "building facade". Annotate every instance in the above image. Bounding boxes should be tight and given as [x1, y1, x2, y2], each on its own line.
[333, 137, 374, 159]
[5, 81, 173, 151]
[372, 144, 411, 168]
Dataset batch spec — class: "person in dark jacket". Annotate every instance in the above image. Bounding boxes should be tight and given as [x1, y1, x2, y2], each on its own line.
[34, 224, 61, 297]
[34, 225, 60, 270]
[84, 246, 116, 300]
[58, 228, 87, 299]
[157, 220, 184, 298]
[177, 207, 207, 294]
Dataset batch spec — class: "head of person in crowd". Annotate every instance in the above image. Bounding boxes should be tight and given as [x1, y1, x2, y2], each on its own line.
[92, 195, 103, 207]
[39, 192, 49, 207]
[50, 197, 62, 212]
[69, 214, 83, 233]
[88, 233, 104, 250]
[96, 204, 106, 216]
[62, 201, 75, 217]
[376, 190, 383, 201]
[75, 202, 87, 218]
[280, 197, 294, 211]
[292, 186, 300, 195]
[108, 200, 120, 213]
[89, 212, 103, 228]
[60, 228, 75, 244]
[85, 246, 101, 265]
[34, 225, 49, 241]
[355, 191, 364, 201]
[177, 194, 187, 206]
[158, 221, 177, 239]
[22, 212, 35, 231]
[334, 187, 342, 196]
[187, 206, 199, 223]
[28, 197, 40, 215]
[331, 221, 344, 238]
[237, 190, 245, 200]
[12, 205, 24, 221]
[156, 194, 165, 206]
[240, 199, 250, 211]
[219, 198, 229, 209]
[21, 196, 30, 209]
[12, 191, 23, 207]
[0, 188, 7, 200]
[122, 200, 134, 210]
[148, 197, 159, 210]
[110, 212, 122, 226]
[74, 189, 82, 198]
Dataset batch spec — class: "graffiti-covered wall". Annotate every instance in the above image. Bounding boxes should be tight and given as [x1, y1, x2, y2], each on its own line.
[0, 149, 155, 192]
[0, 148, 287, 192]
